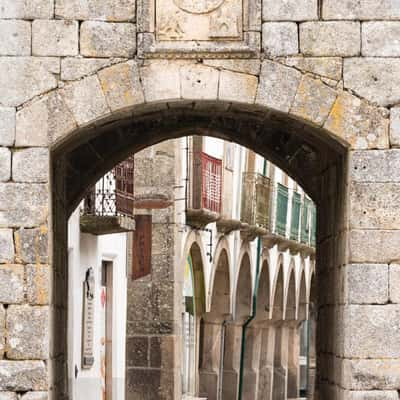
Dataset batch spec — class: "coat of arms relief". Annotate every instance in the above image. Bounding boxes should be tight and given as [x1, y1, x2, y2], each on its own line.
[156, 0, 243, 41]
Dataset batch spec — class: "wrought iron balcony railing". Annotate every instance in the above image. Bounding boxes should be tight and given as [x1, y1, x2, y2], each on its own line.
[83, 156, 135, 218]
[240, 172, 271, 229]
[81, 156, 135, 235]
[192, 151, 222, 214]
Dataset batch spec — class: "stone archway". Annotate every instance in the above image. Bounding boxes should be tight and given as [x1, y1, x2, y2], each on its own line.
[7, 57, 390, 399]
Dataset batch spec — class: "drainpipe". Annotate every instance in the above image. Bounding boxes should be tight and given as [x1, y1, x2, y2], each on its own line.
[218, 319, 228, 400]
[238, 159, 267, 400]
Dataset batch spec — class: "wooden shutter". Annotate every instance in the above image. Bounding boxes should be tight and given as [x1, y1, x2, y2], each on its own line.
[290, 192, 301, 241]
[276, 183, 289, 236]
[114, 156, 134, 216]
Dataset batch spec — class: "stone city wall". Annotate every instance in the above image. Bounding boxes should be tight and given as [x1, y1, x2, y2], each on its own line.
[0, 0, 399, 399]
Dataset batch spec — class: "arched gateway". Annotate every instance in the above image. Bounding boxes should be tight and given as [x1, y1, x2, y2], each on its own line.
[0, 1, 399, 399]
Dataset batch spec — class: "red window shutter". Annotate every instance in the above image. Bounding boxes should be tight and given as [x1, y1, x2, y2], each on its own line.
[114, 156, 135, 216]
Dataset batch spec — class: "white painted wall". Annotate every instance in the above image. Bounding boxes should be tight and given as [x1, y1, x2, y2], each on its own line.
[68, 208, 127, 400]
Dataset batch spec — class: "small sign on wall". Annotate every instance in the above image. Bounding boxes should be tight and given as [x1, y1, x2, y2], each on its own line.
[132, 214, 152, 280]
[82, 267, 95, 369]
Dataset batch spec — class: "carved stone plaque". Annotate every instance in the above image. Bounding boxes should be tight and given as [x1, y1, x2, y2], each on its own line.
[157, 0, 242, 41]
[82, 268, 95, 369]
[137, 0, 261, 58]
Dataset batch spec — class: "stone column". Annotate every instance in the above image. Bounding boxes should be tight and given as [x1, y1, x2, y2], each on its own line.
[256, 322, 276, 400]
[335, 149, 400, 400]
[272, 323, 289, 400]
[286, 321, 302, 400]
[199, 319, 223, 400]
[221, 322, 243, 399]
[242, 324, 263, 400]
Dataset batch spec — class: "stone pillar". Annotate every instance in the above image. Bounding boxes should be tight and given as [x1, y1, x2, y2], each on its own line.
[256, 323, 276, 400]
[272, 324, 289, 400]
[125, 143, 181, 400]
[221, 322, 243, 399]
[335, 150, 400, 400]
[199, 319, 224, 400]
[242, 325, 262, 400]
[286, 322, 302, 400]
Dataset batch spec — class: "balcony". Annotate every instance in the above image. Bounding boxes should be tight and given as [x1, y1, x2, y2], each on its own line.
[80, 157, 136, 235]
[186, 152, 222, 229]
[240, 172, 271, 241]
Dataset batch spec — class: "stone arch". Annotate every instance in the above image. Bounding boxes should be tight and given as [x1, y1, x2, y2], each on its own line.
[234, 252, 252, 321]
[298, 267, 308, 321]
[43, 59, 387, 216]
[210, 237, 232, 310]
[43, 59, 382, 399]
[271, 255, 285, 321]
[182, 231, 208, 313]
[187, 241, 207, 316]
[284, 261, 296, 321]
[208, 248, 231, 318]
[255, 259, 271, 321]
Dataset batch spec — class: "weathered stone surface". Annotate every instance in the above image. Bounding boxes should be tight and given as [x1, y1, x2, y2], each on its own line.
[219, 70, 258, 104]
[0, 108, 15, 147]
[256, 60, 301, 113]
[362, 22, 400, 57]
[278, 57, 342, 81]
[350, 230, 400, 263]
[0, 21, 31, 57]
[0, 57, 58, 107]
[344, 58, 400, 107]
[323, 0, 400, 20]
[390, 106, 400, 147]
[263, 0, 317, 21]
[32, 20, 78, 57]
[346, 264, 388, 304]
[98, 61, 144, 112]
[0, 230, 14, 264]
[6, 305, 49, 359]
[300, 22, 360, 57]
[350, 150, 400, 182]
[262, 22, 298, 56]
[61, 75, 110, 126]
[26, 265, 48, 306]
[344, 305, 400, 358]
[0, 361, 47, 391]
[389, 264, 400, 304]
[350, 182, 400, 229]
[325, 92, 389, 149]
[0, 148, 11, 182]
[15, 227, 48, 265]
[0, 392, 17, 400]
[0, 265, 24, 304]
[16, 92, 77, 147]
[0, 0, 53, 19]
[0, 305, 5, 358]
[180, 64, 219, 101]
[20, 393, 48, 400]
[61, 57, 124, 81]
[203, 60, 261, 76]
[55, 0, 135, 21]
[80, 22, 136, 58]
[290, 75, 337, 126]
[343, 359, 400, 390]
[0, 184, 48, 227]
[12, 148, 49, 183]
[344, 391, 399, 400]
[140, 61, 181, 103]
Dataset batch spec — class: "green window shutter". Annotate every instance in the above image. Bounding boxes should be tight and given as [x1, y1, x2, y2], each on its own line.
[290, 192, 301, 241]
[276, 183, 288, 236]
[310, 204, 317, 247]
[301, 198, 310, 244]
